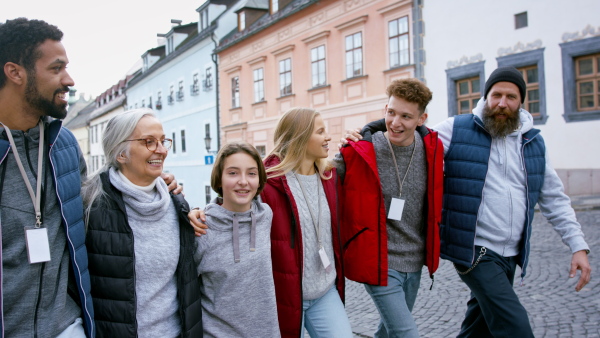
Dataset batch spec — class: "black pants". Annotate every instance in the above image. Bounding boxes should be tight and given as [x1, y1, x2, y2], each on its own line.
[454, 247, 534, 338]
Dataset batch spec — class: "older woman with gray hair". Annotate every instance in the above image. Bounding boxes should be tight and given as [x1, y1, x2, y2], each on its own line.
[81, 109, 202, 338]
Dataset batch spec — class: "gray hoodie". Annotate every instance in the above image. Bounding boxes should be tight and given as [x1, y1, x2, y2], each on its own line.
[195, 198, 280, 338]
[434, 98, 589, 257]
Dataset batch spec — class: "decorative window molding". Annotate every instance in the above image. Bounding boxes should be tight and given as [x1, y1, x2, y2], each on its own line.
[445, 61, 485, 117]
[497, 48, 547, 124]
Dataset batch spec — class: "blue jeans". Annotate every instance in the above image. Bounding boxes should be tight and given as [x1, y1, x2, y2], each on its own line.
[364, 269, 421, 338]
[301, 285, 353, 337]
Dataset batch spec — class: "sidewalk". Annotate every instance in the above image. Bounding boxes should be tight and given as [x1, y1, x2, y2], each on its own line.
[345, 195, 600, 338]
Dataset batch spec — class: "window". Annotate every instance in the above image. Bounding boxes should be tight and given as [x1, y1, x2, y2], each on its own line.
[172, 132, 177, 154]
[279, 58, 292, 96]
[345, 32, 363, 78]
[177, 81, 184, 101]
[560, 36, 600, 122]
[497, 48, 547, 124]
[445, 61, 485, 117]
[200, 9, 209, 30]
[205, 186, 212, 205]
[575, 53, 600, 111]
[270, 0, 278, 14]
[168, 86, 175, 105]
[255, 145, 266, 158]
[515, 12, 528, 29]
[389, 16, 409, 68]
[156, 91, 163, 110]
[203, 67, 213, 91]
[253, 68, 265, 103]
[231, 76, 240, 108]
[456, 77, 481, 115]
[180, 129, 187, 153]
[311, 45, 326, 87]
[141, 99, 145, 108]
[239, 11, 246, 31]
[167, 36, 174, 54]
[191, 73, 200, 95]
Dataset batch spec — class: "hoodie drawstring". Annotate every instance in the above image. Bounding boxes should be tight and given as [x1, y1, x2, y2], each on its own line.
[232, 211, 256, 263]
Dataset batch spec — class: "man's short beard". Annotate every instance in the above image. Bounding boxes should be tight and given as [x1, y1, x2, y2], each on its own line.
[25, 70, 68, 120]
[482, 103, 521, 138]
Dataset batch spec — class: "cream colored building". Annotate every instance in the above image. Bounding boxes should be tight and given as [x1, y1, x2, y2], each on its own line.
[216, 0, 419, 157]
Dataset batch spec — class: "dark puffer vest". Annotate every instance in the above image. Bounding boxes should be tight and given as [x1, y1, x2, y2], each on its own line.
[85, 171, 202, 337]
[440, 114, 545, 278]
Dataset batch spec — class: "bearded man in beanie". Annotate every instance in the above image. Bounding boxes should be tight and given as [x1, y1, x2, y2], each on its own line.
[354, 67, 591, 336]
[432, 66, 591, 337]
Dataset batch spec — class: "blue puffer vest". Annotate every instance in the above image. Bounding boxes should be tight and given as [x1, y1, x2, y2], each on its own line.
[440, 114, 545, 278]
[0, 120, 95, 337]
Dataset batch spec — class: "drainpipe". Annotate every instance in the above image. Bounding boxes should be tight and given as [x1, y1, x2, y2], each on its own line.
[210, 32, 220, 151]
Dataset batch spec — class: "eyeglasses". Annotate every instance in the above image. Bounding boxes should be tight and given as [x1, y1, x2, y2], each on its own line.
[123, 137, 173, 152]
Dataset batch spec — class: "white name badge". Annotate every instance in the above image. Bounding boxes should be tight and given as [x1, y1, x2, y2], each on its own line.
[319, 247, 332, 273]
[388, 198, 405, 221]
[24, 227, 51, 264]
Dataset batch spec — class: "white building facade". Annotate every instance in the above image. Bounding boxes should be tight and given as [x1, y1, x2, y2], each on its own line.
[421, 0, 600, 195]
[126, 1, 239, 207]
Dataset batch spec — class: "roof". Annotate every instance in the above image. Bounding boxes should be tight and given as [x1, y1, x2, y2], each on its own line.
[216, 0, 319, 53]
[64, 102, 95, 129]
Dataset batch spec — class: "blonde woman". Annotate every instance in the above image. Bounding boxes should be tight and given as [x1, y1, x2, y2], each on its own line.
[189, 108, 352, 337]
[260, 108, 352, 337]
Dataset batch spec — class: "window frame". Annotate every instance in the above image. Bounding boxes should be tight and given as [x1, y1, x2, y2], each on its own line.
[575, 53, 600, 111]
[279, 58, 292, 97]
[497, 48, 547, 124]
[560, 36, 600, 122]
[345, 32, 363, 79]
[311, 45, 327, 88]
[455, 76, 481, 115]
[445, 61, 485, 117]
[388, 16, 410, 69]
[253, 67, 265, 103]
[231, 76, 240, 108]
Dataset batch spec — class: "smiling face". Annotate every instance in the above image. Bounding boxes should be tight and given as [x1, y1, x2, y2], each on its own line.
[304, 115, 331, 163]
[118, 116, 168, 186]
[384, 95, 427, 147]
[220, 152, 260, 213]
[24, 39, 74, 120]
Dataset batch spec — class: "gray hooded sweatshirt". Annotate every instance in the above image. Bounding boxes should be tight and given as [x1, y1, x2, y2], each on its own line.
[433, 98, 589, 257]
[195, 198, 280, 338]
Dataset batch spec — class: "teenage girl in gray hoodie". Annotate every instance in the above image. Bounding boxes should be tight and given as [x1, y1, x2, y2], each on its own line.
[194, 142, 280, 337]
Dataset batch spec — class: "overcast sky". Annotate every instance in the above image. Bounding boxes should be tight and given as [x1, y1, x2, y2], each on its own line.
[2, 0, 206, 100]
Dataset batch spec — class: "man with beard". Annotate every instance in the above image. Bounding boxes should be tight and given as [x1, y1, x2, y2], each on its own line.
[430, 66, 591, 337]
[352, 67, 591, 337]
[0, 18, 94, 337]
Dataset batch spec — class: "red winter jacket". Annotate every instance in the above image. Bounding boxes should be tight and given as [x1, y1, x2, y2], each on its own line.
[338, 125, 443, 286]
[260, 155, 345, 338]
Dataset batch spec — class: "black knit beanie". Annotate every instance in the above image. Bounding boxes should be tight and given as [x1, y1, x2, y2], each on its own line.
[484, 66, 526, 103]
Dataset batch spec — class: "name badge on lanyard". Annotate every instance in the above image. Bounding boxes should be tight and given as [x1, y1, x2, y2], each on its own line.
[1, 120, 51, 264]
[388, 197, 405, 221]
[25, 227, 51, 263]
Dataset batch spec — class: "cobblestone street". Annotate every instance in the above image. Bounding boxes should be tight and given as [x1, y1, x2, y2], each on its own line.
[345, 210, 600, 338]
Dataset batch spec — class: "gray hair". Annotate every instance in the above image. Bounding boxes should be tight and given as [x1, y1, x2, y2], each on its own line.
[81, 108, 156, 224]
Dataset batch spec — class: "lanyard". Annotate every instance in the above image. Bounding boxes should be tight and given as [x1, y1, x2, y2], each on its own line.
[0, 120, 45, 227]
[293, 171, 322, 248]
[384, 132, 416, 198]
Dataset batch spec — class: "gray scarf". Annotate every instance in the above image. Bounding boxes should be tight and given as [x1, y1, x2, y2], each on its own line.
[108, 167, 171, 221]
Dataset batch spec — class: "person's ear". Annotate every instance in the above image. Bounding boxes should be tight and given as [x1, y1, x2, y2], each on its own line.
[117, 152, 127, 164]
[4, 62, 27, 86]
[418, 113, 428, 126]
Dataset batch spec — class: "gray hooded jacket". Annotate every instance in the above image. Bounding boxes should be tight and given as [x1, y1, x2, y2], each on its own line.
[195, 198, 280, 337]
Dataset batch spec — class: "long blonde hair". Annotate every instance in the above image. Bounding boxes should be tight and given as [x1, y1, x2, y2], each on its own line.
[266, 107, 332, 179]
